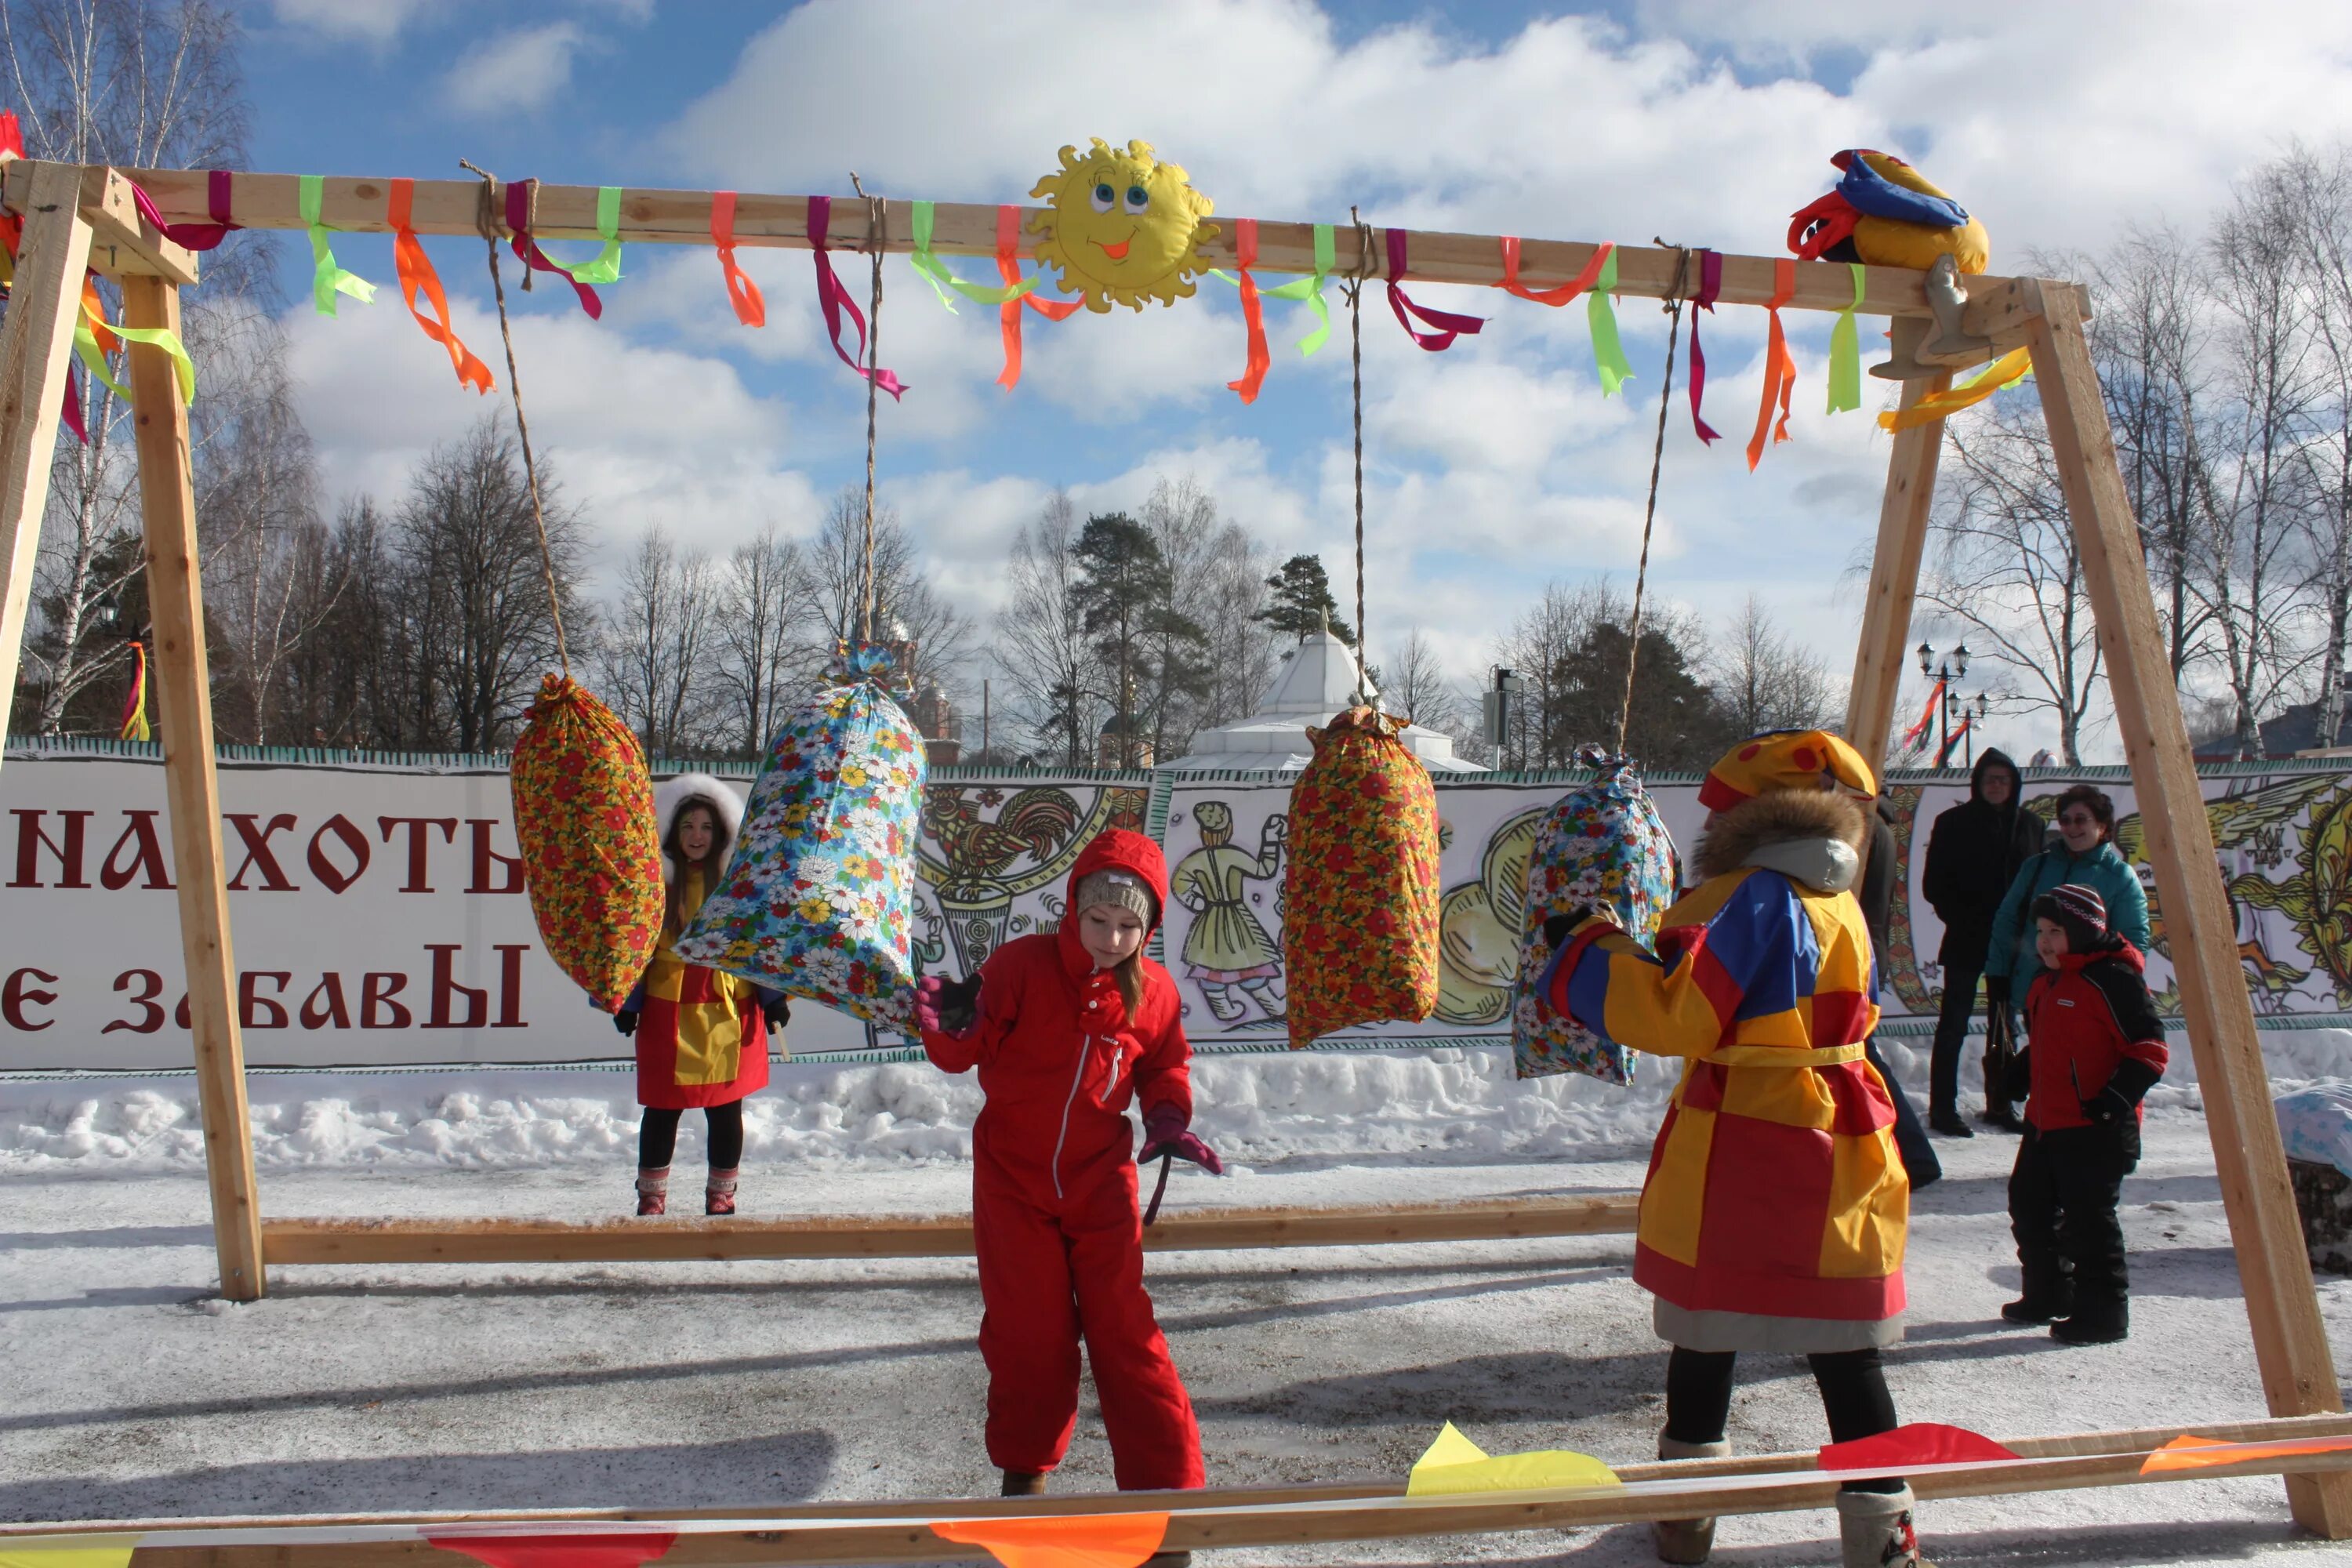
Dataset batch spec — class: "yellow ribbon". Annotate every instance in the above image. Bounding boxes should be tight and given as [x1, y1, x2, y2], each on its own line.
[74, 300, 194, 405]
[1878, 347, 2034, 431]
[1701, 1044, 1868, 1068]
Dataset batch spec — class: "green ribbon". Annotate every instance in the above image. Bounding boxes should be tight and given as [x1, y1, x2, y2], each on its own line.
[300, 174, 377, 316]
[75, 303, 194, 405]
[908, 200, 1035, 311]
[1210, 223, 1335, 357]
[1827, 262, 1865, 413]
[559, 185, 625, 285]
[1588, 246, 1633, 396]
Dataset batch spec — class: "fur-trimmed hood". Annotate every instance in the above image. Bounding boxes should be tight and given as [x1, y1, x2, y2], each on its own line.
[1694, 787, 1869, 893]
[652, 771, 744, 884]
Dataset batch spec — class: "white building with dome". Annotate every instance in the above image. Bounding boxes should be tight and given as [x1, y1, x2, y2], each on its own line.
[1160, 626, 1486, 774]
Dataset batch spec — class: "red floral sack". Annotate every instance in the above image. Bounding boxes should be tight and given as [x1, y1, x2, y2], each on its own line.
[1283, 706, 1443, 1047]
[510, 675, 666, 1012]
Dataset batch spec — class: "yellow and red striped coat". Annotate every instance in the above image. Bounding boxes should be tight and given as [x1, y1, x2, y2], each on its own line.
[1547, 865, 1907, 1324]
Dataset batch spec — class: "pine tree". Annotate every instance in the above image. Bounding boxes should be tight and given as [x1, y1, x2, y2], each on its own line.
[1253, 554, 1354, 645]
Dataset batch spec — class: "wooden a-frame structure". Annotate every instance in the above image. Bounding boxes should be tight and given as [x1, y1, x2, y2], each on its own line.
[0, 160, 2343, 1536]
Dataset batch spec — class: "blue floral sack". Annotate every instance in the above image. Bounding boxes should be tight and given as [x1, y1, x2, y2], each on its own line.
[1509, 755, 1680, 1083]
[675, 643, 927, 1030]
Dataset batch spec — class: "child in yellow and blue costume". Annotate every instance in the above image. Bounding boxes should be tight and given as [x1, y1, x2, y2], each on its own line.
[1540, 729, 1927, 1568]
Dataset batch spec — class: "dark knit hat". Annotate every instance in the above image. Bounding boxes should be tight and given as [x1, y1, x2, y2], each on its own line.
[1074, 868, 1157, 927]
[2032, 884, 2114, 951]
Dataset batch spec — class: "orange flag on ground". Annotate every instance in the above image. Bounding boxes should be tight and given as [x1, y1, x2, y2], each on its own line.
[2141, 1433, 2352, 1475]
[932, 1512, 1171, 1568]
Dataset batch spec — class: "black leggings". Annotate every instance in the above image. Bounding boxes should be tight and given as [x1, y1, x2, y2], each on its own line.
[1664, 1345, 1903, 1494]
[637, 1101, 745, 1171]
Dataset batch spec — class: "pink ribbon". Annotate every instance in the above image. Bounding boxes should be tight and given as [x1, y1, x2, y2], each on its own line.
[1686, 249, 1722, 445]
[504, 180, 601, 320]
[807, 195, 906, 401]
[60, 372, 86, 445]
[1385, 228, 1484, 351]
[129, 169, 238, 252]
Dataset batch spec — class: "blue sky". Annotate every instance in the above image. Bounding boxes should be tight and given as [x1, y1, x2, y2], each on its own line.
[234, 0, 2352, 757]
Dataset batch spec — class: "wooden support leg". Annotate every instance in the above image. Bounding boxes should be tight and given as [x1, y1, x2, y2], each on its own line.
[2028, 281, 2352, 1537]
[120, 273, 263, 1302]
[1842, 373, 1950, 775]
[0, 161, 96, 759]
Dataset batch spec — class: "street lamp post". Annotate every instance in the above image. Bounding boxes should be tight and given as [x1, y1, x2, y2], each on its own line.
[1916, 641, 1990, 768]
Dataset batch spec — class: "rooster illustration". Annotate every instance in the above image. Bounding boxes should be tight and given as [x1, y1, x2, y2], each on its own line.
[923, 786, 1083, 898]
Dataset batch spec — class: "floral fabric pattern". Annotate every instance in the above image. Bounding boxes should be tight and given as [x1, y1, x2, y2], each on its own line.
[1510, 758, 1680, 1083]
[674, 643, 928, 1030]
[1283, 707, 1443, 1047]
[509, 675, 666, 1013]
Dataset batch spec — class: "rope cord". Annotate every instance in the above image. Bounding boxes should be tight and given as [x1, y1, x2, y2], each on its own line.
[854, 176, 885, 648]
[460, 161, 569, 679]
[1614, 242, 1694, 756]
[1348, 213, 1373, 710]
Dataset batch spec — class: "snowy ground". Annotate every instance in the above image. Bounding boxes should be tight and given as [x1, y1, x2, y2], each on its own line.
[8, 1044, 2352, 1565]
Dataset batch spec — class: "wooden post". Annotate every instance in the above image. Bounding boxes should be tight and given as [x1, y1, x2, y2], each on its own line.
[0, 161, 96, 757]
[1843, 373, 1950, 775]
[2027, 281, 2352, 1537]
[120, 273, 264, 1302]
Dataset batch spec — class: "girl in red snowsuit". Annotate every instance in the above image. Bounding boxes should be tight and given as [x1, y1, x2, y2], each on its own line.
[916, 829, 1221, 1499]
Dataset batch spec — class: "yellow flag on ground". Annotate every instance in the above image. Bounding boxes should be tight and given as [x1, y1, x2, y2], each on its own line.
[0, 1537, 140, 1568]
[1406, 1421, 1622, 1497]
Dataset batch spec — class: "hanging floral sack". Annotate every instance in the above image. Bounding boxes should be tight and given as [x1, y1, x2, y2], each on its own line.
[1283, 706, 1443, 1047]
[508, 674, 666, 1013]
[674, 643, 928, 1030]
[1508, 754, 1682, 1084]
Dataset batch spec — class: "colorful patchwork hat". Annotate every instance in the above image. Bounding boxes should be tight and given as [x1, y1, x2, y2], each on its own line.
[1698, 728, 1877, 812]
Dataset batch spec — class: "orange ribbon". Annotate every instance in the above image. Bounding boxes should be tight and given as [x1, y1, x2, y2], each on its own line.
[2140, 1433, 2352, 1475]
[79, 275, 118, 352]
[711, 191, 764, 328]
[1498, 236, 1613, 307]
[996, 204, 1079, 390]
[390, 179, 492, 394]
[931, 1512, 1170, 1568]
[1226, 217, 1272, 403]
[1746, 257, 1797, 471]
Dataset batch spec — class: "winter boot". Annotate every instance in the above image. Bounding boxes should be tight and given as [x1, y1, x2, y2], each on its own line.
[1000, 1470, 1047, 1497]
[1652, 1435, 1729, 1563]
[1836, 1484, 1929, 1567]
[2052, 1295, 2129, 1345]
[1980, 1102, 2025, 1134]
[2001, 1258, 2074, 1325]
[706, 1167, 739, 1217]
[1926, 1105, 1975, 1138]
[634, 1167, 670, 1217]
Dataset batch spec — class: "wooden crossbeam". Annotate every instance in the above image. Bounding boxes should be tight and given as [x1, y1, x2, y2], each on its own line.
[12, 1414, 2350, 1566]
[0, 160, 2039, 333]
[259, 1193, 1642, 1265]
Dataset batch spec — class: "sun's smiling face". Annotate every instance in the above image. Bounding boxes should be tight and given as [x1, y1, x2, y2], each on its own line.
[1028, 139, 1218, 313]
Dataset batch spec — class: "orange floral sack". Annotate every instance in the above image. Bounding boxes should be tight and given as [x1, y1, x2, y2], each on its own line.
[510, 674, 666, 1012]
[1283, 706, 1443, 1047]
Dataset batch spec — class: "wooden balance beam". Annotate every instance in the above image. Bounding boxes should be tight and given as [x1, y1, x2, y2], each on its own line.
[257, 1192, 1642, 1265]
[12, 1414, 2349, 1566]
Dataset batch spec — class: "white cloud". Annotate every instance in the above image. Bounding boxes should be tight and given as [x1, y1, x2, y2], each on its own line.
[439, 23, 591, 118]
[270, 0, 444, 45]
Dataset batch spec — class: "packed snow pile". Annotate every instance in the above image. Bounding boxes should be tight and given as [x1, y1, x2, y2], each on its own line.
[4, 1028, 2347, 1175]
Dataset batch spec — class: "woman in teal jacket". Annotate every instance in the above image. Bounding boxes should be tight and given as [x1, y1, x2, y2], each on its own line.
[1983, 783, 2151, 1122]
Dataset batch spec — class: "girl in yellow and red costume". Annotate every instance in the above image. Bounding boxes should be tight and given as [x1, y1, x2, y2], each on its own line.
[1541, 731, 1926, 1568]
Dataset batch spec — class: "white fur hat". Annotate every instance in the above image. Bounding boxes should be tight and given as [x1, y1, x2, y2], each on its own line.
[652, 771, 745, 883]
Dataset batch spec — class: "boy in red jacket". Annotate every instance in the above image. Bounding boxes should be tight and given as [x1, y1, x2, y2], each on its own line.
[915, 829, 1221, 1514]
[2003, 884, 2167, 1345]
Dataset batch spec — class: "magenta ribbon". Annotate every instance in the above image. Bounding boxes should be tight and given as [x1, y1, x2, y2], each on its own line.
[504, 181, 602, 320]
[808, 195, 906, 401]
[129, 169, 239, 252]
[1686, 249, 1723, 445]
[1385, 228, 1485, 352]
[60, 372, 86, 445]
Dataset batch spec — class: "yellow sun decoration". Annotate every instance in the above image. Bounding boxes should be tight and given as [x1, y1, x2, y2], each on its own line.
[1027, 139, 1219, 313]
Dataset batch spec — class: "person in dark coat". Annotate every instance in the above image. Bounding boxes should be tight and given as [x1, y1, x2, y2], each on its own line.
[1857, 797, 1940, 1188]
[1919, 749, 2042, 1136]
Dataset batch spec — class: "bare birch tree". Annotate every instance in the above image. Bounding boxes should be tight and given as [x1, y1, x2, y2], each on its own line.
[994, 490, 1102, 766]
[598, 527, 716, 758]
[711, 522, 809, 756]
[1711, 595, 1835, 736]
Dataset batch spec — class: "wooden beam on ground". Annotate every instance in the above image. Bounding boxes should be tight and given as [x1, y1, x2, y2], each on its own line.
[2027, 278, 2352, 1539]
[0, 162, 94, 762]
[16, 1416, 2352, 1566]
[1843, 372, 1950, 775]
[259, 1193, 1641, 1266]
[88, 164, 2040, 319]
[122, 274, 263, 1304]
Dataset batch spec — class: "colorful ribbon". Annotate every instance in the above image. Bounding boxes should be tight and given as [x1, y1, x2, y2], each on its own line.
[1385, 228, 1483, 351]
[1827, 260, 1865, 413]
[1498, 236, 1613, 307]
[1211, 223, 1336, 358]
[118, 641, 148, 742]
[1588, 245, 1634, 396]
[1686, 249, 1723, 445]
[993, 203, 1079, 390]
[2140, 1432, 2352, 1475]
[130, 169, 239, 251]
[1747, 258, 1798, 470]
[1878, 347, 2034, 431]
[931, 1513, 1170, 1568]
[503, 180, 602, 319]
[390, 179, 492, 394]
[909, 199, 1036, 313]
[1225, 218, 1272, 402]
[299, 174, 376, 318]
[80, 300, 194, 405]
[807, 194, 906, 401]
[710, 191, 765, 328]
